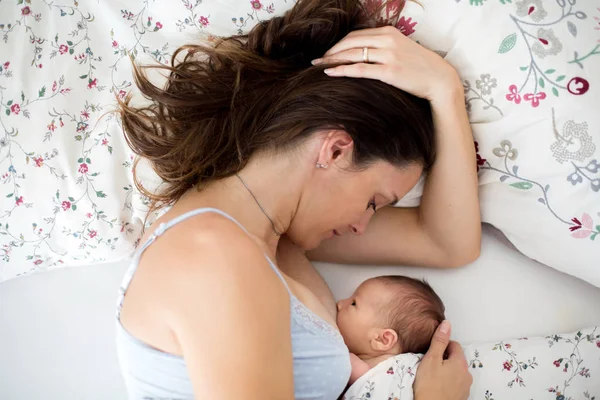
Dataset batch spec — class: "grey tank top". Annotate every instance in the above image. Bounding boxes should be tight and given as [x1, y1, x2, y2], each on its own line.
[115, 207, 351, 399]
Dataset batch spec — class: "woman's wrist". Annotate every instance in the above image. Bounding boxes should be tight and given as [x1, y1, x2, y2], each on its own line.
[428, 73, 464, 108]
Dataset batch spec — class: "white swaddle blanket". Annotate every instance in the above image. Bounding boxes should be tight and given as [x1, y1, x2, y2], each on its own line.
[343, 326, 600, 400]
[342, 354, 422, 400]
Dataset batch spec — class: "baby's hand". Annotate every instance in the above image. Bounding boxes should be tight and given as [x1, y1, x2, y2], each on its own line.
[348, 353, 371, 386]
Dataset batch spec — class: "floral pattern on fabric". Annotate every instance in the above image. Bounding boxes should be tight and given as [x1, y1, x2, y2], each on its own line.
[0, 0, 296, 280]
[1, 0, 599, 282]
[343, 327, 600, 400]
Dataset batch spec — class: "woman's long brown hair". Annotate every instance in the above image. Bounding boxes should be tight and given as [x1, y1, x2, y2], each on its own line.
[118, 0, 434, 215]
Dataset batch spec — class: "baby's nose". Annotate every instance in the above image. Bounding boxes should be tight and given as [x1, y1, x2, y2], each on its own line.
[336, 300, 343, 312]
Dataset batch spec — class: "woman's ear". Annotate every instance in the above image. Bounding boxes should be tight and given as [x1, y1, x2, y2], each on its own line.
[370, 328, 400, 353]
[317, 130, 354, 167]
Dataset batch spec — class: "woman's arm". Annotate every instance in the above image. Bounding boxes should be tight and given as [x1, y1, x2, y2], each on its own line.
[308, 27, 481, 268]
[164, 220, 295, 398]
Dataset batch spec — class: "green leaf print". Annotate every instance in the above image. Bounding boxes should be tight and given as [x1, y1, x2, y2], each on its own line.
[510, 182, 533, 190]
[498, 33, 517, 54]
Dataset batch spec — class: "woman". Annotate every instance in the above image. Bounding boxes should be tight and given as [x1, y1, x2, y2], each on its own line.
[116, 0, 480, 399]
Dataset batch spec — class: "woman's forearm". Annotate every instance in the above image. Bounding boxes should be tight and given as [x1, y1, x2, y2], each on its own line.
[418, 82, 481, 265]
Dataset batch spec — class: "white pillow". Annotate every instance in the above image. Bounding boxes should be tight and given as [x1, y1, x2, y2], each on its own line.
[1, 0, 598, 283]
[397, 0, 600, 286]
[0, 0, 296, 281]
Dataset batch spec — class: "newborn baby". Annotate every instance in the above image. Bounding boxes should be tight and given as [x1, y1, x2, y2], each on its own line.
[336, 276, 445, 398]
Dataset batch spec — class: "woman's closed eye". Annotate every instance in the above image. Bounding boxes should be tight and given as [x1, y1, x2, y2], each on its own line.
[366, 199, 377, 213]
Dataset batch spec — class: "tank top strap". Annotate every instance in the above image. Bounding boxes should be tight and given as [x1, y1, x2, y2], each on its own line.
[116, 207, 292, 318]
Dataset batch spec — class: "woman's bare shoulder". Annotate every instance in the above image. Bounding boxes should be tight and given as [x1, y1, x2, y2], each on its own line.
[142, 211, 268, 281]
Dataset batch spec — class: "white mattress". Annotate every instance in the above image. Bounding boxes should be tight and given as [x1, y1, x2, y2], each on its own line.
[1, 224, 599, 400]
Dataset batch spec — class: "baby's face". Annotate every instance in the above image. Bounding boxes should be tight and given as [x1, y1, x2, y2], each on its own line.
[336, 278, 392, 354]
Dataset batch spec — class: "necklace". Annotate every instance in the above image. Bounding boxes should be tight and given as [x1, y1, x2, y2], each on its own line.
[235, 173, 282, 236]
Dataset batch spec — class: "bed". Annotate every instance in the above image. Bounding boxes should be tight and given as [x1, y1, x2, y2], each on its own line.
[1, 0, 599, 398]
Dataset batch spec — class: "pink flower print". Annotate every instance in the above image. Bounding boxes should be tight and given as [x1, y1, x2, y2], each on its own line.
[78, 163, 89, 174]
[52, 80, 57, 92]
[33, 259, 43, 265]
[567, 77, 590, 95]
[86, 212, 92, 219]
[505, 343, 512, 349]
[503, 361, 512, 371]
[506, 85, 522, 104]
[38, 64, 42, 68]
[102, 138, 108, 146]
[47, 121, 56, 132]
[88, 78, 97, 89]
[523, 91, 546, 107]
[22, 6, 31, 15]
[34, 13, 41, 22]
[59, 44, 69, 55]
[60, 88, 71, 95]
[155, 21, 163, 30]
[15, 196, 23, 206]
[387, 367, 394, 374]
[10, 104, 20, 115]
[570, 213, 594, 238]
[3, 61, 9, 69]
[250, 0, 262, 10]
[199, 16, 209, 27]
[553, 360, 561, 367]
[396, 16, 417, 36]
[88, 230, 97, 239]
[61, 201, 71, 211]
[59, 118, 64, 127]
[596, 341, 600, 348]
[81, 110, 90, 119]
[33, 157, 44, 167]
[118, 90, 127, 99]
[112, 40, 118, 48]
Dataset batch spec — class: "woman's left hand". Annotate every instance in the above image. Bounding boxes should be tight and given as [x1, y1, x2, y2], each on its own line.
[312, 26, 460, 103]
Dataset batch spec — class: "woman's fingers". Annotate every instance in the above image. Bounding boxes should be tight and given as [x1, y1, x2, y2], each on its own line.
[323, 63, 388, 81]
[446, 341, 468, 369]
[423, 320, 452, 362]
[323, 34, 393, 57]
[313, 48, 384, 65]
[324, 26, 403, 56]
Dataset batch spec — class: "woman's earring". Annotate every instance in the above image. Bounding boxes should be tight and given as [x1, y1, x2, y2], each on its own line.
[316, 163, 328, 169]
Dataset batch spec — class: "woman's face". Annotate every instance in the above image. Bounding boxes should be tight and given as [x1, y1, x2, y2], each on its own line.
[287, 157, 423, 250]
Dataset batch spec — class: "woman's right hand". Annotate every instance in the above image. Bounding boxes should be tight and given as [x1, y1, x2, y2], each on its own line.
[414, 321, 473, 400]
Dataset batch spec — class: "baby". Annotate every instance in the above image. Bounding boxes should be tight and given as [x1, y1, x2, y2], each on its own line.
[336, 275, 445, 398]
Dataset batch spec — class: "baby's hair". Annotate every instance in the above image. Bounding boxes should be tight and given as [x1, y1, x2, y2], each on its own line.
[374, 275, 445, 354]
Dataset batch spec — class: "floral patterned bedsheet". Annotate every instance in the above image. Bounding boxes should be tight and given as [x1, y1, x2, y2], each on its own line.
[344, 326, 600, 400]
[1, 0, 599, 283]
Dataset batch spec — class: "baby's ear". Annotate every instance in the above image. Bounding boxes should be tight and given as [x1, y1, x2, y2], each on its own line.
[371, 328, 400, 353]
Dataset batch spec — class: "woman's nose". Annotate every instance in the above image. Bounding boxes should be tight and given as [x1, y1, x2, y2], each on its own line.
[349, 213, 371, 236]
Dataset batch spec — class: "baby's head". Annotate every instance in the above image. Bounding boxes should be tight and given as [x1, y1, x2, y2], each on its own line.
[336, 276, 445, 356]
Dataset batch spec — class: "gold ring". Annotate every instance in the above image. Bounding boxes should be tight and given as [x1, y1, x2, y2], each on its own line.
[362, 47, 369, 63]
